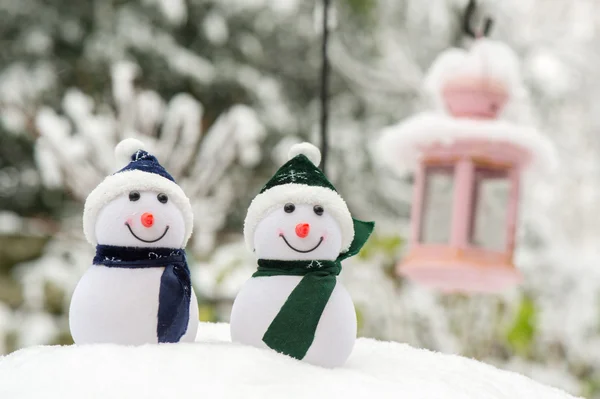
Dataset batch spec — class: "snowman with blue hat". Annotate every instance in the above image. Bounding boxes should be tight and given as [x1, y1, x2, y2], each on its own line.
[230, 142, 374, 368]
[69, 138, 198, 345]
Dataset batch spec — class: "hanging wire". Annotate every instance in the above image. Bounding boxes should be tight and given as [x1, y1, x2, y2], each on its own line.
[463, 0, 494, 38]
[319, 0, 331, 173]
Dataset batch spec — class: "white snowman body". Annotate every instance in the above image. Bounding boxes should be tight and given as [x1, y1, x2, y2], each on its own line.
[230, 204, 357, 368]
[70, 190, 199, 344]
[70, 266, 199, 344]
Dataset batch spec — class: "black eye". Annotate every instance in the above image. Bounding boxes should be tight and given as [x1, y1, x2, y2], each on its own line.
[313, 205, 324, 216]
[157, 193, 168, 204]
[129, 191, 140, 201]
[284, 203, 295, 213]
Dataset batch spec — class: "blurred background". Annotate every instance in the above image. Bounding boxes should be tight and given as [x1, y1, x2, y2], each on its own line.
[1, 0, 600, 396]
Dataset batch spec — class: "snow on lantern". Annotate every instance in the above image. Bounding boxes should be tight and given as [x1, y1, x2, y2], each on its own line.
[378, 39, 557, 293]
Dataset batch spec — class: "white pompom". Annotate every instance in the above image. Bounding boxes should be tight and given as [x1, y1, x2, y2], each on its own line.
[114, 138, 145, 167]
[288, 142, 321, 166]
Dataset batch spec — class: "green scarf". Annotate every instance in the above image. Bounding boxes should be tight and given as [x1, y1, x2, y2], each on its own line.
[254, 218, 374, 360]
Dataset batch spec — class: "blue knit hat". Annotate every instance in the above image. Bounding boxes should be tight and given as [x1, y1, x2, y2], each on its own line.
[118, 149, 176, 182]
[83, 139, 193, 246]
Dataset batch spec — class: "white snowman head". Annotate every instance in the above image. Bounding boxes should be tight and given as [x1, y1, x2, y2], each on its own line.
[253, 203, 343, 260]
[244, 143, 355, 260]
[83, 139, 193, 249]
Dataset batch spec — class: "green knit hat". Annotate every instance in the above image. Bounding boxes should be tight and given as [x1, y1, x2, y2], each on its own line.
[244, 143, 355, 252]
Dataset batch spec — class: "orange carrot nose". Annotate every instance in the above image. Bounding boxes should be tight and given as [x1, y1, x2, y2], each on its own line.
[141, 212, 154, 228]
[295, 223, 310, 238]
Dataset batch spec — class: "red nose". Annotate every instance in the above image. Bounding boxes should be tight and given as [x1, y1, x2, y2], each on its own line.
[295, 223, 310, 238]
[141, 212, 154, 228]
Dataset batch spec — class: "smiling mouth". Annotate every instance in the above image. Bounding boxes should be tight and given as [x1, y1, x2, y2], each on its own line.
[279, 234, 324, 253]
[125, 223, 170, 243]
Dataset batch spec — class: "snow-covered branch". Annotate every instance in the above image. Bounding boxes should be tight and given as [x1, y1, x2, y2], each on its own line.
[33, 60, 265, 253]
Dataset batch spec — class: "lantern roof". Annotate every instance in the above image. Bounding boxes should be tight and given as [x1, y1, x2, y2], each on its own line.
[378, 112, 557, 177]
[379, 38, 558, 179]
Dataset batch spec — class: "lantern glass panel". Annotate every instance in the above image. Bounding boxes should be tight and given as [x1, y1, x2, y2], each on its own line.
[469, 167, 510, 251]
[419, 165, 454, 244]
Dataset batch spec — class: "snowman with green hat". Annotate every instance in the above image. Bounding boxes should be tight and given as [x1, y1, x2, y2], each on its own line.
[230, 142, 374, 368]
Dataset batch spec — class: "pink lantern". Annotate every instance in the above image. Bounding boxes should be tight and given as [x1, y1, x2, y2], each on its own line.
[378, 40, 556, 293]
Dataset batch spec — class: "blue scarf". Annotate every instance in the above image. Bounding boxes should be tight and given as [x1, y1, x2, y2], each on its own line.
[94, 245, 192, 343]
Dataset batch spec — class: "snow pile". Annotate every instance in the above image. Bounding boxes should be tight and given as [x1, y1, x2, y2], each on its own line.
[424, 39, 525, 105]
[378, 111, 558, 177]
[0, 322, 578, 399]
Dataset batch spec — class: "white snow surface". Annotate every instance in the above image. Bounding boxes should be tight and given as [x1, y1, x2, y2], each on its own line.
[378, 112, 558, 177]
[0, 322, 578, 399]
